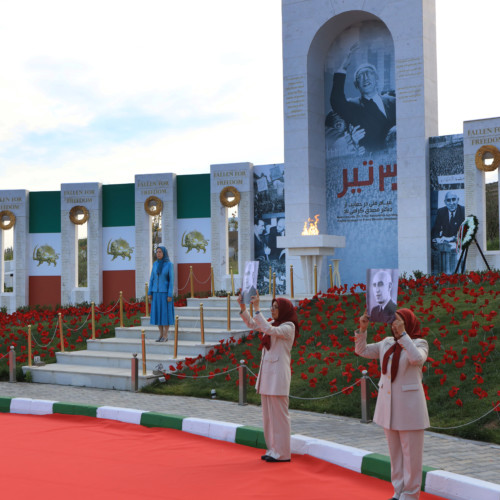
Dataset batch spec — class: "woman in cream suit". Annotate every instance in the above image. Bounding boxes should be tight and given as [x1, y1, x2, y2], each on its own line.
[355, 308, 429, 500]
[237, 291, 297, 463]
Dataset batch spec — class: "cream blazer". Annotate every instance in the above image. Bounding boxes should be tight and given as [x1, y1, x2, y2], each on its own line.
[355, 330, 430, 431]
[240, 310, 294, 396]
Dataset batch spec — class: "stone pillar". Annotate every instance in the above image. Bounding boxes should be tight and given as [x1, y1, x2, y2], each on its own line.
[463, 118, 500, 270]
[61, 183, 102, 305]
[210, 163, 253, 291]
[135, 173, 177, 299]
[0, 190, 29, 313]
[282, 0, 438, 282]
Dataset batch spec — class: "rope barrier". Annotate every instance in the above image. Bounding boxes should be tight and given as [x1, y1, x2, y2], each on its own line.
[193, 273, 212, 285]
[246, 366, 362, 401]
[289, 380, 361, 400]
[66, 311, 92, 333]
[161, 365, 240, 379]
[177, 274, 192, 292]
[429, 401, 500, 430]
[364, 374, 500, 431]
[29, 322, 59, 348]
[95, 299, 120, 314]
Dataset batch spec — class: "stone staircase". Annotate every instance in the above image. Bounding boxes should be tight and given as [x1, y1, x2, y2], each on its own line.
[21, 296, 294, 391]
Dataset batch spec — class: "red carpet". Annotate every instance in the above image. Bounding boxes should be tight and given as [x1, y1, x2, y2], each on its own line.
[0, 413, 445, 499]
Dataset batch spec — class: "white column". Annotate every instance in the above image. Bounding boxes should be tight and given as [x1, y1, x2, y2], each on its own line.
[61, 183, 102, 305]
[210, 163, 253, 291]
[0, 190, 29, 313]
[463, 118, 500, 270]
[135, 173, 177, 298]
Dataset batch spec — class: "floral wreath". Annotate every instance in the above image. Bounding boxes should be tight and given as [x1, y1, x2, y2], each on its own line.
[456, 215, 479, 253]
[0, 210, 16, 230]
[144, 196, 163, 216]
[219, 186, 241, 208]
[69, 206, 89, 225]
[475, 145, 500, 172]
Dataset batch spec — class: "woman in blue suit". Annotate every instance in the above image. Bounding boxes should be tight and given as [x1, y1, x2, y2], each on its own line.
[148, 246, 175, 342]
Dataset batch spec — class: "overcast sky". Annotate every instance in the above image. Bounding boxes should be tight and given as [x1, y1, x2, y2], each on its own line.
[0, 0, 499, 192]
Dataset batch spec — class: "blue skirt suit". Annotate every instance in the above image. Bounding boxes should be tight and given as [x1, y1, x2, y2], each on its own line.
[148, 260, 175, 326]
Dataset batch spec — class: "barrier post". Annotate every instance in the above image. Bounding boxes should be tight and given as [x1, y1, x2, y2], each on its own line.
[329, 264, 333, 290]
[333, 259, 341, 288]
[28, 326, 32, 366]
[268, 267, 272, 294]
[290, 265, 294, 299]
[238, 360, 247, 406]
[230, 269, 235, 296]
[272, 272, 276, 300]
[141, 330, 146, 376]
[9, 346, 15, 383]
[58, 313, 65, 352]
[190, 266, 194, 298]
[200, 303, 205, 344]
[119, 291, 124, 327]
[174, 315, 179, 358]
[145, 283, 149, 317]
[91, 302, 96, 340]
[131, 353, 139, 392]
[360, 370, 371, 423]
[227, 292, 231, 331]
[314, 264, 318, 295]
[211, 266, 215, 297]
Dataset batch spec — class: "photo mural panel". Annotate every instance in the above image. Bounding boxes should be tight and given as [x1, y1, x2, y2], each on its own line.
[253, 163, 286, 294]
[429, 134, 465, 275]
[325, 21, 397, 287]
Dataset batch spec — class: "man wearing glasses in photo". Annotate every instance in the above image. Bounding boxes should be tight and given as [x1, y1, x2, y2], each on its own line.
[431, 191, 465, 244]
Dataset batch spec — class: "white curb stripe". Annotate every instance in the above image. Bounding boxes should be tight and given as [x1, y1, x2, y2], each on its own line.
[307, 438, 371, 473]
[96, 405, 144, 424]
[425, 470, 500, 500]
[182, 417, 241, 442]
[10, 397, 55, 415]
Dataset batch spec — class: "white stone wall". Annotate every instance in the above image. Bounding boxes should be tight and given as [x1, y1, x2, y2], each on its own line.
[0, 190, 29, 313]
[61, 183, 102, 305]
[463, 118, 500, 271]
[134, 173, 177, 299]
[282, 0, 438, 283]
[210, 163, 253, 291]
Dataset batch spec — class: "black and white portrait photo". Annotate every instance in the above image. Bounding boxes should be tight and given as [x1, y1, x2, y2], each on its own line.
[366, 268, 399, 324]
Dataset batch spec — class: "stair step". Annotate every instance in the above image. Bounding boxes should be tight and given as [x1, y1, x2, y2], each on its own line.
[22, 364, 158, 391]
[116, 325, 251, 342]
[86, 338, 225, 357]
[56, 350, 188, 370]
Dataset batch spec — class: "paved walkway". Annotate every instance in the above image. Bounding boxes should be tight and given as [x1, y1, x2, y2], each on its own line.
[0, 382, 498, 485]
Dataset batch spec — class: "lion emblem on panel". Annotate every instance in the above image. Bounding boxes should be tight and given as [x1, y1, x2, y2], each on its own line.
[181, 230, 209, 253]
[107, 238, 134, 260]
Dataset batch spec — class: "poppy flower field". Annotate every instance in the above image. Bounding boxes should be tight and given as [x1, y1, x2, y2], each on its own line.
[146, 271, 500, 444]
